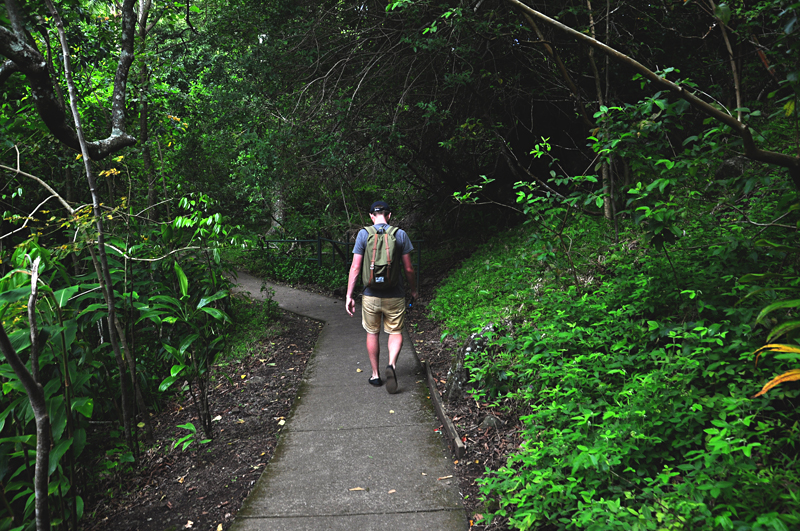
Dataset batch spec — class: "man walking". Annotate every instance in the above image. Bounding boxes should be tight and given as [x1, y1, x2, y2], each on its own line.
[346, 201, 417, 393]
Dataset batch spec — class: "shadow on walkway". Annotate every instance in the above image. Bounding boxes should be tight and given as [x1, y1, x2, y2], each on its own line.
[229, 271, 468, 531]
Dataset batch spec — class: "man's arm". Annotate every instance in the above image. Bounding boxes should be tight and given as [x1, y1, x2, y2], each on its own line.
[345, 253, 363, 316]
[402, 253, 418, 301]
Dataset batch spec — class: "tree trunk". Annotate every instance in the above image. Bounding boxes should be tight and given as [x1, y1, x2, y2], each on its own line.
[0, 266, 51, 531]
[46, 0, 140, 461]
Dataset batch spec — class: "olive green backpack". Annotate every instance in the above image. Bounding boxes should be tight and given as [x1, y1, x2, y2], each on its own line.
[362, 225, 401, 290]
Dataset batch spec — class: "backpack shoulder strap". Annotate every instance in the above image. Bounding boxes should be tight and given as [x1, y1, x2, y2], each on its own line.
[387, 225, 399, 236]
[365, 225, 377, 236]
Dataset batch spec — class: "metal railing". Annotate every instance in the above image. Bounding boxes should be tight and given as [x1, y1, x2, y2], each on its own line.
[255, 236, 423, 288]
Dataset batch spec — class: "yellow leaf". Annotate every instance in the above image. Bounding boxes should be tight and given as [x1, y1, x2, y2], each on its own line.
[237, 419, 245, 424]
[278, 419, 285, 426]
[753, 369, 800, 398]
[76, 154, 82, 160]
[388, 489, 396, 494]
[389, 410, 395, 414]
[753, 343, 800, 366]
[217, 526, 223, 531]
[349, 487, 365, 491]
[437, 475, 453, 480]
[785, 99, 796, 118]
[241, 374, 246, 379]
[356, 368, 363, 373]
[137, 422, 145, 428]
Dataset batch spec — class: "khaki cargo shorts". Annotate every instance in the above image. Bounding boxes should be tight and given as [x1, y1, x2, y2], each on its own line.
[361, 296, 406, 335]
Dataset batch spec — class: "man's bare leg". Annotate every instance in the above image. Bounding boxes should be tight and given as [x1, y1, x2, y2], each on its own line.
[367, 332, 380, 379]
[387, 333, 403, 369]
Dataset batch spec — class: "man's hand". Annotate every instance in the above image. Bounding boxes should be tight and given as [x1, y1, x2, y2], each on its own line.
[346, 296, 356, 316]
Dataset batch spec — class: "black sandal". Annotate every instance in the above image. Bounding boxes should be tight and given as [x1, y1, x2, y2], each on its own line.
[385, 365, 398, 394]
[368, 376, 383, 387]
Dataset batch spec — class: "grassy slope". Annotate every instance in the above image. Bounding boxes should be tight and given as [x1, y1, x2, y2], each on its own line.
[430, 216, 800, 530]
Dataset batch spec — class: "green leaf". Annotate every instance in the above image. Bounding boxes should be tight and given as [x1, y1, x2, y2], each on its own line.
[197, 290, 228, 309]
[75, 495, 84, 519]
[71, 397, 93, 419]
[179, 334, 200, 355]
[8, 329, 31, 353]
[53, 286, 79, 308]
[159, 375, 181, 392]
[714, 3, 731, 25]
[0, 287, 31, 305]
[756, 299, 800, 325]
[48, 438, 73, 476]
[72, 428, 87, 459]
[177, 422, 197, 433]
[200, 307, 229, 322]
[78, 302, 108, 318]
[174, 261, 189, 298]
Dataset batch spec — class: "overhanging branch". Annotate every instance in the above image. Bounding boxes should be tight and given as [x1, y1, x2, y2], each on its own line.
[506, 0, 800, 189]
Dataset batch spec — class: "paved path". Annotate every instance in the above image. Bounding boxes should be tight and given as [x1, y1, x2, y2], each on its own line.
[229, 272, 467, 531]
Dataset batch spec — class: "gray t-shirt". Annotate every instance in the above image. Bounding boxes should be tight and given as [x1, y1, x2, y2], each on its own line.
[353, 224, 414, 298]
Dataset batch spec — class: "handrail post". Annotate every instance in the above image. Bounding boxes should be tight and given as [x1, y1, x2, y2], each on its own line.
[416, 240, 421, 293]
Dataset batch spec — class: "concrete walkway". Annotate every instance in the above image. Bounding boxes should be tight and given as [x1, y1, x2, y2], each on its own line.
[229, 271, 468, 531]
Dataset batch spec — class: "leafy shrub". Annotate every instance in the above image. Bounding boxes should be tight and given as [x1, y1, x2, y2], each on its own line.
[250, 253, 347, 290]
[431, 218, 800, 530]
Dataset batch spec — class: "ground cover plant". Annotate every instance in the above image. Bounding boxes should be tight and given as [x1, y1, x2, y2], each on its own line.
[430, 193, 800, 529]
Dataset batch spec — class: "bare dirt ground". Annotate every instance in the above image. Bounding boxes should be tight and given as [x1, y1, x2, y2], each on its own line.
[82, 310, 322, 531]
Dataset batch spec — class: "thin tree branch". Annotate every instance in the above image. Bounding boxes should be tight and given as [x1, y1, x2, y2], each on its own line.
[506, 0, 800, 189]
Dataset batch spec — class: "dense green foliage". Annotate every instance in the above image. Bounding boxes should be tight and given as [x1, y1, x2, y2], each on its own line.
[431, 154, 800, 529]
[3, 0, 800, 529]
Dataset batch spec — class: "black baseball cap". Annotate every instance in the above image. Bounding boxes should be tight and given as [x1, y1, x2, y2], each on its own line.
[369, 201, 390, 213]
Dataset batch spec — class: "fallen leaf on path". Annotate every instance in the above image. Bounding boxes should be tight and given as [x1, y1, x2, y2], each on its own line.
[212, 415, 222, 422]
[241, 374, 246, 379]
[356, 368, 363, 372]
[177, 475, 186, 484]
[437, 475, 453, 480]
[216, 525, 223, 531]
[349, 487, 365, 491]
[278, 419, 285, 426]
[184, 521, 193, 529]
[389, 410, 395, 414]
[388, 489, 396, 494]
[421, 473, 427, 476]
